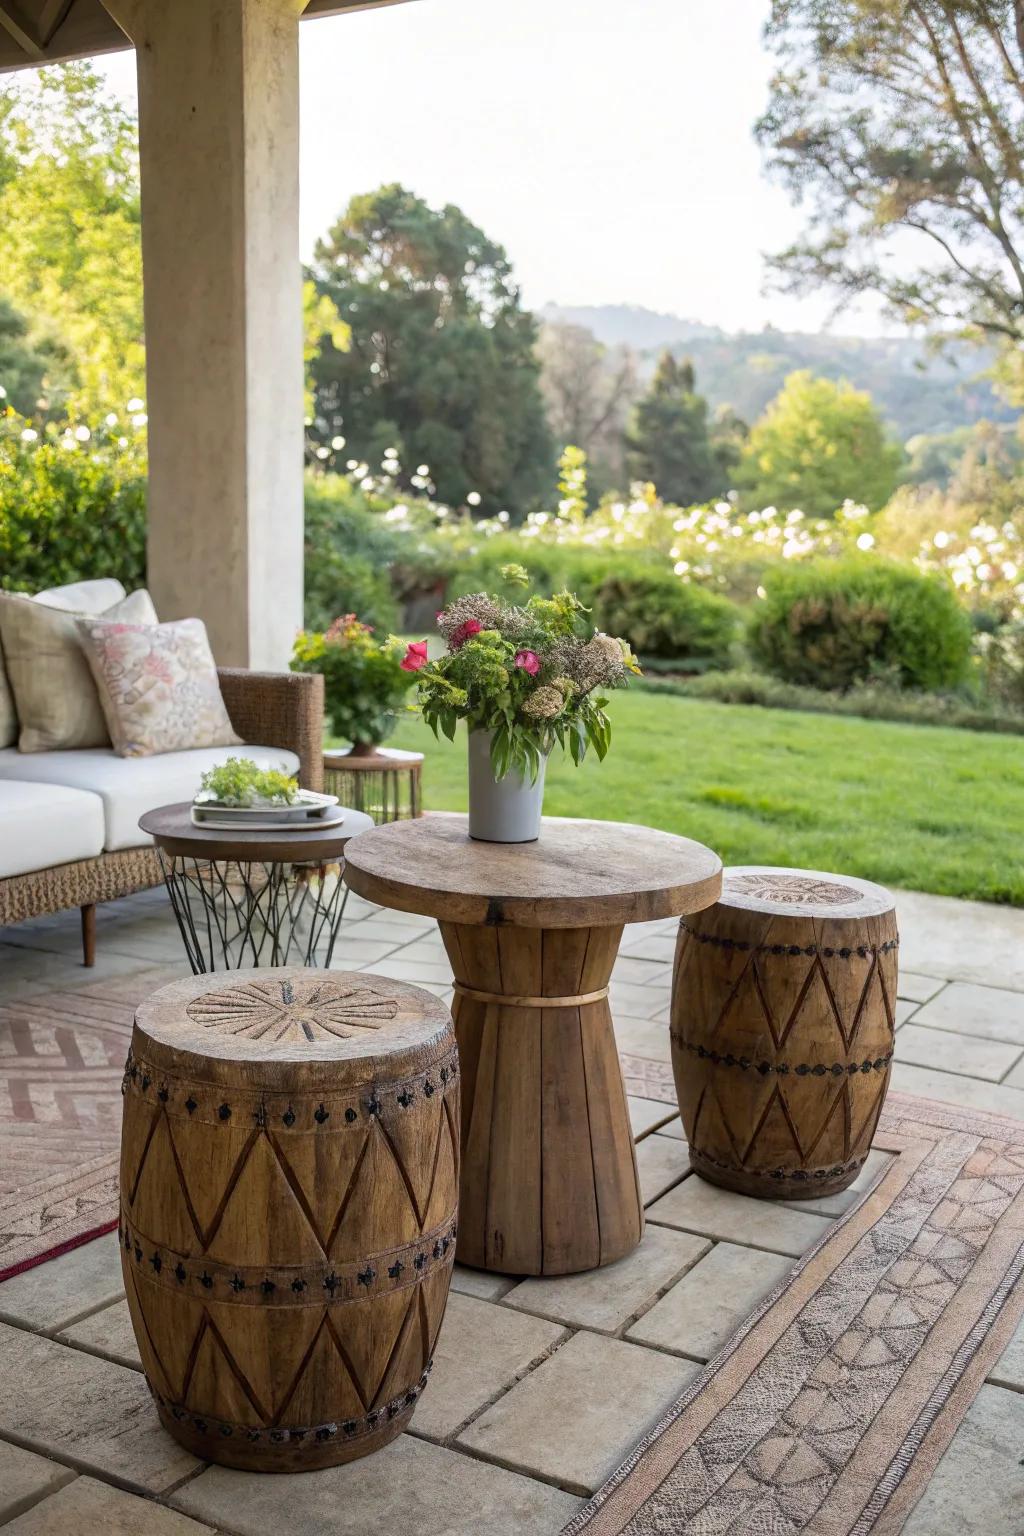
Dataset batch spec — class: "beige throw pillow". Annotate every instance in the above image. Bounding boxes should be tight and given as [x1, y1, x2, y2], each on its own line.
[0, 588, 158, 753]
[78, 616, 242, 758]
[0, 578, 129, 749]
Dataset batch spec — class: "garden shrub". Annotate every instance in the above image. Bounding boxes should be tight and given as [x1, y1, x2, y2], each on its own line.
[591, 569, 739, 662]
[0, 409, 146, 592]
[303, 472, 402, 632]
[650, 666, 1024, 735]
[748, 557, 972, 692]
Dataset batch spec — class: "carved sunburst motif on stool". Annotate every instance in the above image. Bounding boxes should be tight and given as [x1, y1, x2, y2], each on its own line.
[186, 976, 399, 1042]
[725, 872, 861, 906]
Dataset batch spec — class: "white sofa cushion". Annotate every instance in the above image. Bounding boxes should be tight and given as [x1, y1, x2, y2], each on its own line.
[0, 745, 300, 853]
[0, 780, 105, 879]
[32, 578, 127, 613]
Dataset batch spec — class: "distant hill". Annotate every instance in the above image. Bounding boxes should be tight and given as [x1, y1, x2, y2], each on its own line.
[540, 304, 1016, 442]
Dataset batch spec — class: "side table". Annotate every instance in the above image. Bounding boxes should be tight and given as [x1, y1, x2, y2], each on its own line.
[323, 747, 423, 823]
[139, 802, 373, 972]
[343, 814, 722, 1276]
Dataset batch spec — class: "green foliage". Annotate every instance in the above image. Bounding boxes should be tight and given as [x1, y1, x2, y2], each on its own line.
[197, 759, 299, 807]
[627, 352, 727, 503]
[736, 371, 902, 515]
[748, 557, 973, 692]
[302, 472, 405, 632]
[307, 183, 553, 513]
[0, 64, 143, 415]
[0, 296, 65, 416]
[0, 404, 146, 592]
[291, 614, 413, 749]
[407, 586, 639, 781]
[591, 570, 739, 663]
[640, 667, 1024, 735]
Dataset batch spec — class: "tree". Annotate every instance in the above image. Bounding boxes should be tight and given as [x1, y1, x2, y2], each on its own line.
[536, 321, 637, 496]
[736, 370, 902, 514]
[0, 64, 143, 415]
[626, 352, 728, 504]
[307, 184, 553, 512]
[757, 1, 1024, 365]
[0, 296, 66, 416]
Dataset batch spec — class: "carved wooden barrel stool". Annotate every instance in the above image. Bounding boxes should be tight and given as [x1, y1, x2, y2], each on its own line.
[670, 866, 897, 1200]
[119, 966, 459, 1471]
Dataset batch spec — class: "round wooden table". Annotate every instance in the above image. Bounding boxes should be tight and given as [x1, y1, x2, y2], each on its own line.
[343, 814, 722, 1276]
[139, 802, 374, 972]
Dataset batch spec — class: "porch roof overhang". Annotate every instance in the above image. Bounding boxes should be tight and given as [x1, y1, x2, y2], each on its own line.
[0, 0, 411, 72]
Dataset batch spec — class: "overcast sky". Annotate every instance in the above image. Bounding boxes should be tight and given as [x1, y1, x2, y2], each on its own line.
[97, 0, 890, 337]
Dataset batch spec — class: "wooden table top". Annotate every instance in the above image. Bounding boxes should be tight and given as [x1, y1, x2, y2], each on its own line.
[323, 747, 424, 772]
[342, 813, 723, 928]
[139, 802, 374, 863]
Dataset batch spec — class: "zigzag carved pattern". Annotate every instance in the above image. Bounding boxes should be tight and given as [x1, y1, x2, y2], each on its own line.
[120, 1043, 459, 1452]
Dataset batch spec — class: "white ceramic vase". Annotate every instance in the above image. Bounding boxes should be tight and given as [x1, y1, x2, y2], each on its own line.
[467, 728, 546, 843]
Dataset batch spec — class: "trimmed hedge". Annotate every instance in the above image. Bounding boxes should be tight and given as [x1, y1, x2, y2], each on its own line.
[641, 667, 1024, 735]
[591, 570, 739, 663]
[748, 557, 972, 692]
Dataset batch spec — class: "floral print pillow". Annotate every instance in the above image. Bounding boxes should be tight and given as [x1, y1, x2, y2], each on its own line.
[77, 616, 242, 757]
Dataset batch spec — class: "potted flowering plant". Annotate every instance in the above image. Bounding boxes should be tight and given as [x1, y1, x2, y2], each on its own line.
[400, 567, 640, 842]
[291, 614, 414, 756]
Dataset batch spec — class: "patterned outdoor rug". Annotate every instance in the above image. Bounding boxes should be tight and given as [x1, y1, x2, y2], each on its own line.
[565, 1078, 1024, 1536]
[0, 966, 181, 1279]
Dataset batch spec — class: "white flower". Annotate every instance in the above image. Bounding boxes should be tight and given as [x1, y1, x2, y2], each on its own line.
[417, 464, 430, 476]
[331, 435, 346, 450]
[126, 397, 144, 412]
[75, 425, 91, 442]
[0, 385, 6, 399]
[105, 412, 118, 426]
[20, 428, 37, 442]
[856, 532, 875, 550]
[316, 446, 329, 460]
[933, 530, 950, 549]
[131, 412, 147, 427]
[467, 491, 482, 507]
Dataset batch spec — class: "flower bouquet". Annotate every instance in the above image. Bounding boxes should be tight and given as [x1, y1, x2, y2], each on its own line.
[291, 614, 415, 756]
[399, 567, 639, 842]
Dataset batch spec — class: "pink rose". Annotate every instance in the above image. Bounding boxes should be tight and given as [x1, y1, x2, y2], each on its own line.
[450, 619, 483, 650]
[514, 649, 541, 676]
[400, 640, 429, 672]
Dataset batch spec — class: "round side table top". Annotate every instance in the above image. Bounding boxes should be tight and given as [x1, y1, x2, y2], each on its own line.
[323, 747, 424, 772]
[342, 813, 722, 928]
[717, 865, 895, 921]
[139, 801, 374, 863]
[133, 966, 453, 1083]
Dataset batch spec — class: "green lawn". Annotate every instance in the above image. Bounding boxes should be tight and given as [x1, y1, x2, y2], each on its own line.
[367, 693, 1024, 906]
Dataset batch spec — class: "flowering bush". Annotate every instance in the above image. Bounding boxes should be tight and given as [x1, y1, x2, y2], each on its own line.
[197, 759, 299, 807]
[402, 569, 640, 781]
[290, 614, 414, 751]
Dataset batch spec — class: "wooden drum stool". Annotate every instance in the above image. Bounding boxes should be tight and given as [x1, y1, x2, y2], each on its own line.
[671, 866, 897, 1200]
[118, 967, 459, 1470]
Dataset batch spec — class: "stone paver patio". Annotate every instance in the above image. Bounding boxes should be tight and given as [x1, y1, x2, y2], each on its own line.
[1, 884, 1023, 1533]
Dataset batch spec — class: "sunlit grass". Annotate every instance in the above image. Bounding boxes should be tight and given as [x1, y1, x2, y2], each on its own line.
[353, 692, 1024, 905]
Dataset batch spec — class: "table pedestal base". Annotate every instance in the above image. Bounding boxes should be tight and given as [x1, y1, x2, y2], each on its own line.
[441, 921, 643, 1276]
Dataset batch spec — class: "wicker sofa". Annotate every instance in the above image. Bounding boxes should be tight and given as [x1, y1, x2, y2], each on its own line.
[0, 667, 324, 965]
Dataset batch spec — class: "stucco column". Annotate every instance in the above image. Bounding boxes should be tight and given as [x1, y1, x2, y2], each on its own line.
[102, 0, 306, 669]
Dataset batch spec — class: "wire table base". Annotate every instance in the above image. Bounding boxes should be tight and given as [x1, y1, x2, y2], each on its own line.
[158, 853, 351, 972]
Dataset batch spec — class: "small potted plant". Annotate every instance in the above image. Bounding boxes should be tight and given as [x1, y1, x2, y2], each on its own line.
[400, 567, 639, 842]
[291, 614, 415, 757]
[195, 758, 300, 808]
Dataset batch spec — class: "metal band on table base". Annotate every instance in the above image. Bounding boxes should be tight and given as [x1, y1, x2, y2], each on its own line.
[452, 982, 610, 1009]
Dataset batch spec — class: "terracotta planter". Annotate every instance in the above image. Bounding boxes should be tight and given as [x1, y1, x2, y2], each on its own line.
[467, 729, 546, 843]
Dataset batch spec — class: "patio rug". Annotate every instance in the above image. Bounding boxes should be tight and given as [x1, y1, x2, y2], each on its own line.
[0, 966, 181, 1280]
[566, 1073, 1024, 1536]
